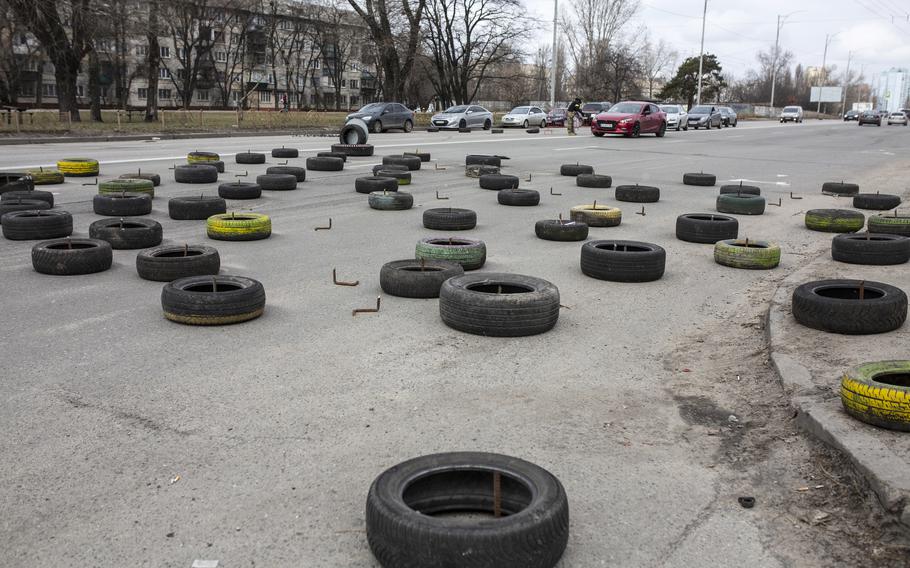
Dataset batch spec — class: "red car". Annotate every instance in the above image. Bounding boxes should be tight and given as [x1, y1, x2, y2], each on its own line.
[590, 101, 667, 137]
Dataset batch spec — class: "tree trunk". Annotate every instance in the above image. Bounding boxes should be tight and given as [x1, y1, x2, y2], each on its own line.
[35, 60, 44, 107]
[52, 54, 81, 122]
[88, 49, 103, 121]
[145, 0, 160, 121]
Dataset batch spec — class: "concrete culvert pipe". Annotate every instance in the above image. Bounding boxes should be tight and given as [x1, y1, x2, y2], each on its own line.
[340, 118, 369, 145]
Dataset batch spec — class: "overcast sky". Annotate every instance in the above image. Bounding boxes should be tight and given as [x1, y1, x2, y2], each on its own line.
[524, 0, 910, 82]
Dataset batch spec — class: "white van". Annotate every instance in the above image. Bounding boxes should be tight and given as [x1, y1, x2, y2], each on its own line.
[780, 106, 803, 123]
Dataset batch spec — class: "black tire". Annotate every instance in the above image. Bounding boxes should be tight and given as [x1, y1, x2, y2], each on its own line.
[31, 238, 112, 275]
[805, 209, 865, 233]
[497, 189, 540, 206]
[853, 193, 901, 210]
[373, 120, 383, 134]
[271, 147, 298, 158]
[416, 237, 486, 270]
[491, 128, 504, 134]
[676, 213, 738, 244]
[366, 451, 569, 568]
[1, 199, 51, 221]
[615, 184, 660, 203]
[0, 172, 34, 194]
[169, 196, 227, 220]
[356, 176, 399, 194]
[369, 191, 413, 210]
[535, 219, 589, 241]
[331, 143, 374, 157]
[218, 182, 262, 200]
[379, 259, 464, 298]
[375, 169, 412, 185]
[306, 156, 344, 171]
[257, 173, 298, 191]
[483, 119, 492, 130]
[439, 274, 561, 336]
[466, 155, 502, 167]
[792, 279, 907, 335]
[404, 119, 414, 132]
[119, 172, 161, 186]
[683, 173, 716, 186]
[98, 178, 155, 197]
[560, 164, 594, 176]
[175, 164, 218, 184]
[373, 164, 409, 175]
[265, 166, 306, 182]
[162, 275, 265, 325]
[207, 160, 226, 173]
[2, 210, 72, 240]
[576, 174, 612, 188]
[655, 122, 666, 137]
[382, 155, 421, 171]
[423, 208, 477, 231]
[89, 217, 163, 249]
[832, 233, 910, 265]
[236, 152, 266, 164]
[868, 215, 910, 236]
[317, 151, 348, 162]
[93, 193, 153, 216]
[136, 244, 221, 281]
[404, 151, 431, 162]
[719, 184, 761, 196]
[526, 127, 540, 134]
[479, 174, 519, 190]
[822, 181, 859, 196]
[716, 194, 766, 215]
[2, 190, 54, 206]
[580, 240, 666, 282]
[466, 165, 500, 178]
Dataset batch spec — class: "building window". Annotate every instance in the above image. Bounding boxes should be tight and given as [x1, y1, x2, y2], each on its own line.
[42, 83, 56, 97]
[312, 59, 320, 70]
[260, 91, 272, 103]
[197, 90, 209, 101]
[76, 85, 85, 97]
[160, 46, 170, 58]
[138, 87, 148, 99]
[341, 79, 346, 87]
[159, 67, 171, 78]
[349, 79, 358, 89]
[279, 19, 292, 30]
[176, 69, 186, 80]
[215, 51, 227, 62]
[158, 89, 171, 99]
[137, 45, 149, 57]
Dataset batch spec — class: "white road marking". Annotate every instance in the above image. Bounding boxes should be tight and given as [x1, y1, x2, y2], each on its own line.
[728, 178, 791, 186]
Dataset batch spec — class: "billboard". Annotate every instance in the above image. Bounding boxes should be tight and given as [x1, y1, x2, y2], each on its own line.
[810, 86, 843, 103]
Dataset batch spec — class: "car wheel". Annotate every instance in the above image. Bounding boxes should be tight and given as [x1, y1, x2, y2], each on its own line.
[632, 123, 641, 137]
[522, 120, 529, 128]
[732, 120, 737, 127]
[372, 120, 382, 134]
[693, 125, 699, 130]
[403, 119, 413, 133]
[541, 119, 547, 128]
[683, 124, 688, 131]
[459, 119, 467, 129]
[483, 119, 492, 130]
[656, 122, 666, 137]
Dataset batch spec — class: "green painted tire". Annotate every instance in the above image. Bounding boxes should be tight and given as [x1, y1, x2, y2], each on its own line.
[98, 178, 155, 197]
[805, 209, 865, 233]
[716, 194, 766, 215]
[867, 214, 910, 236]
[415, 237, 486, 270]
[368, 191, 413, 211]
[26, 168, 65, 185]
[714, 239, 780, 269]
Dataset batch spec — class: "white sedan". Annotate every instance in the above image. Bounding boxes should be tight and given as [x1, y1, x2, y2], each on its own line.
[501, 106, 547, 128]
[887, 112, 908, 126]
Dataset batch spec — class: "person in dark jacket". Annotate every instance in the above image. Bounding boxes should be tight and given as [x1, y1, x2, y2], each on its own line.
[566, 97, 582, 135]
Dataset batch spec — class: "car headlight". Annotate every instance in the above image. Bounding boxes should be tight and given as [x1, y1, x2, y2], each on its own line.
[699, 117, 708, 122]
[619, 118, 633, 124]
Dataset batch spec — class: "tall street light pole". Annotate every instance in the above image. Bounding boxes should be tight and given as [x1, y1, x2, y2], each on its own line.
[839, 51, 852, 118]
[770, 11, 803, 113]
[549, 0, 558, 109]
[696, 0, 708, 106]
[816, 33, 838, 116]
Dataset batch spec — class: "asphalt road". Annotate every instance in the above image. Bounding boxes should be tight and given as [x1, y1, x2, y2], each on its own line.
[1, 120, 908, 567]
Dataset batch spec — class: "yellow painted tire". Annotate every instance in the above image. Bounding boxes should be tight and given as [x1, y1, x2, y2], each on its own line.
[206, 213, 271, 241]
[57, 158, 99, 177]
[841, 360, 910, 431]
[187, 151, 220, 163]
[26, 168, 65, 185]
[570, 204, 622, 227]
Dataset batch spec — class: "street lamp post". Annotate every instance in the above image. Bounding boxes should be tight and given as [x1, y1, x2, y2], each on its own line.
[549, 0, 558, 109]
[696, 0, 707, 106]
[769, 11, 803, 114]
[815, 33, 838, 116]
[839, 51, 852, 118]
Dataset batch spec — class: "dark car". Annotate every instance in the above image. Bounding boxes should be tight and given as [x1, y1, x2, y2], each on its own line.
[546, 107, 567, 127]
[345, 102, 415, 134]
[686, 105, 723, 129]
[858, 111, 882, 127]
[718, 106, 738, 127]
[590, 101, 667, 138]
[580, 102, 612, 125]
[844, 110, 860, 121]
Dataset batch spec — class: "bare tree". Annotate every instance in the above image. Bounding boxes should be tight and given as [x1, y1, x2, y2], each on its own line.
[639, 37, 676, 98]
[145, 0, 161, 120]
[208, 9, 249, 108]
[0, 0, 41, 106]
[311, 0, 358, 110]
[346, 0, 425, 101]
[422, 0, 529, 106]
[9, 0, 94, 120]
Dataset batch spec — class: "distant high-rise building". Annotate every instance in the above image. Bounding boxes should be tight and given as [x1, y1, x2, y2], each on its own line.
[877, 68, 910, 113]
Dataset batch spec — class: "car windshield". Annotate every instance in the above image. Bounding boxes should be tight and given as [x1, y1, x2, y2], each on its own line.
[660, 106, 679, 114]
[689, 106, 712, 114]
[359, 103, 385, 112]
[443, 105, 467, 113]
[891, 113, 904, 117]
[581, 103, 602, 112]
[784, 107, 800, 112]
[510, 107, 530, 114]
[608, 102, 642, 114]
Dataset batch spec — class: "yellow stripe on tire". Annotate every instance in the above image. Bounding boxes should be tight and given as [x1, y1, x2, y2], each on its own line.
[840, 361, 910, 431]
[164, 307, 264, 325]
[57, 158, 99, 177]
[206, 213, 271, 241]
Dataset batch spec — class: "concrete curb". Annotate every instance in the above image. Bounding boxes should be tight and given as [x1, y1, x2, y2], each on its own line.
[0, 129, 341, 146]
[766, 262, 910, 527]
